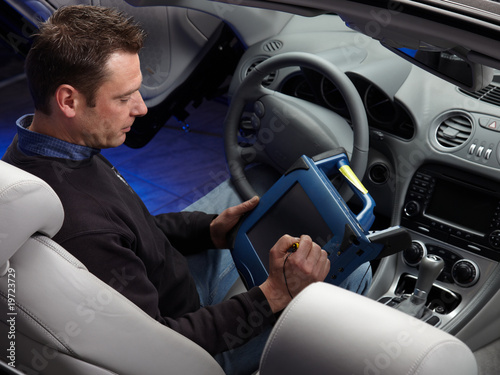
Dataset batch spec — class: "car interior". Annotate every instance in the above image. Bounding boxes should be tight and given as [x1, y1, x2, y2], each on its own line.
[0, 160, 477, 374]
[1, 0, 500, 374]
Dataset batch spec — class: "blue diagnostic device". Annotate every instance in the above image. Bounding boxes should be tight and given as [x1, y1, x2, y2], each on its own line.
[230, 148, 410, 288]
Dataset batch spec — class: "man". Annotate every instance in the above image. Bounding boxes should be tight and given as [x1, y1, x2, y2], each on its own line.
[2, 5, 369, 374]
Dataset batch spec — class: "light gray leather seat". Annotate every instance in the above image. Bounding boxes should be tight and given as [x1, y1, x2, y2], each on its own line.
[259, 282, 478, 375]
[0, 160, 225, 374]
[0, 160, 478, 374]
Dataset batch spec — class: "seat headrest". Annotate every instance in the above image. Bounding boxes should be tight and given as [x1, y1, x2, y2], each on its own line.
[0, 161, 64, 273]
[260, 282, 477, 375]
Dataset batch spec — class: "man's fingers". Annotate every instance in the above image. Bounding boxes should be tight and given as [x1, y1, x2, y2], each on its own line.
[307, 241, 323, 265]
[286, 237, 330, 279]
[271, 234, 300, 256]
[229, 196, 259, 217]
[242, 195, 259, 208]
[295, 235, 312, 257]
[318, 250, 331, 280]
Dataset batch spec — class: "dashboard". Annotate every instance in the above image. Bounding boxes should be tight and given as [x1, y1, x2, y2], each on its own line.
[227, 14, 500, 352]
[279, 70, 416, 140]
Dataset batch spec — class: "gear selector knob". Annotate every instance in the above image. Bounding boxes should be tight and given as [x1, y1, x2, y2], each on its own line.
[414, 254, 445, 298]
[396, 254, 444, 319]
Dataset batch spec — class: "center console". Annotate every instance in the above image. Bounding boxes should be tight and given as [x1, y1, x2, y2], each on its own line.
[377, 164, 500, 330]
[401, 164, 500, 262]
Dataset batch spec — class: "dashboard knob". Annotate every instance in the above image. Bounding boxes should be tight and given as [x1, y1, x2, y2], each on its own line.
[403, 200, 420, 217]
[488, 229, 500, 250]
[452, 259, 480, 287]
[403, 240, 426, 267]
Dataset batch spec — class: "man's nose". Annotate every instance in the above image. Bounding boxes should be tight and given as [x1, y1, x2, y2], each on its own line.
[131, 91, 148, 117]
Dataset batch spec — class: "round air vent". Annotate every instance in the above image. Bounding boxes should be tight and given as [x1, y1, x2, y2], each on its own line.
[435, 114, 472, 148]
[245, 58, 276, 87]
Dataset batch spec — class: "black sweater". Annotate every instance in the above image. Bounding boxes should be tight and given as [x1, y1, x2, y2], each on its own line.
[3, 137, 275, 354]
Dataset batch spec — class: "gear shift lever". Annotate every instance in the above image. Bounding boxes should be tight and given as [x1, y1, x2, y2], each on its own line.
[396, 254, 444, 319]
[414, 255, 445, 302]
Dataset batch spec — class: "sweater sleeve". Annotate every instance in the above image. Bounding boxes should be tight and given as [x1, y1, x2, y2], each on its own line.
[160, 286, 277, 354]
[59, 230, 276, 355]
[153, 211, 218, 255]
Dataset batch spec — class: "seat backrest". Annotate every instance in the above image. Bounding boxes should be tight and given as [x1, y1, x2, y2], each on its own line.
[259, 282, 478, 375]
[0, 160, 224, 374]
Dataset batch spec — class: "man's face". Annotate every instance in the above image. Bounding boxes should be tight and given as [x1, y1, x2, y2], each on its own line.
[76, 51, 147, 149]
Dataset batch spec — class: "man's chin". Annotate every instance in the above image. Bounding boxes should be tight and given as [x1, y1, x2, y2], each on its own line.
[102, 135, 127, 149]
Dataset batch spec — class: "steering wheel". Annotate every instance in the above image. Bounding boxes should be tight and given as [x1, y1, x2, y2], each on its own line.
[224, 52, 369, 201]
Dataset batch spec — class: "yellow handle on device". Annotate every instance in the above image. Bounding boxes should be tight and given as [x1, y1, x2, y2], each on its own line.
[339, 165, 368, 195]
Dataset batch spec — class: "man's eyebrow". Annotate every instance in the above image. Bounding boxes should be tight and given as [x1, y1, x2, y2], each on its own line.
[115, 82, 143, 99]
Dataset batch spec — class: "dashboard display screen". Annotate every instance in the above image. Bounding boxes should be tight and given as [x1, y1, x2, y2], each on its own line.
[425, 178, 497, 233]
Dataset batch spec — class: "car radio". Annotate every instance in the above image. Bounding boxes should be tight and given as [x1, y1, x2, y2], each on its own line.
[401, 164, 500, 261]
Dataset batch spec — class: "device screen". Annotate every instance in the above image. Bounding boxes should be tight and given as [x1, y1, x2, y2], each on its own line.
[247, 182, 333, 270]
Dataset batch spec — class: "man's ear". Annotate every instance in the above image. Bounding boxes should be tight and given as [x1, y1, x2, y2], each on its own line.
[54, 84, 81, 118]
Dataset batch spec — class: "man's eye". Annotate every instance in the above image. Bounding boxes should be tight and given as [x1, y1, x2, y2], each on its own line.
[120, 97, 131, 102]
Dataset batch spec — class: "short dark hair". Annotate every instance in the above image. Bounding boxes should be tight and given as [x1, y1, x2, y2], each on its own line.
[25, 5, 145, 115]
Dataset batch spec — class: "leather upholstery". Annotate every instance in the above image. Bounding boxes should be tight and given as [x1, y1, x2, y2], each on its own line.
[0, 161, 63, 275]
[0, 161, 224, 374]
[260, 282, 478, 375]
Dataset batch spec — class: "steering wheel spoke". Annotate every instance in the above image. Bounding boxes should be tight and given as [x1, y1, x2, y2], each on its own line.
[236, 143, 272, 166]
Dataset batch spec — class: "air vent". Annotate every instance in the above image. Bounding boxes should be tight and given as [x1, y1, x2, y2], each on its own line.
[459, 84, 500, 107]
[245, 58, 276, 87]
[435, 115, 472, 148]
[262, 40, 283, 52]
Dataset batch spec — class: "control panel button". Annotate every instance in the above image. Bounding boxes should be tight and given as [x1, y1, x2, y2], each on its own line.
[468, 143, 476, 155]
[426, 315, 441, 326]
[253, 100, 265, 118]
[485, 148, 492, 160]
[403, 241, 426, 267]
[451, 259, 480, 287]
[479, 117, 491, 127]
[476, 145, 484, 157]
[404, 201, 420, 217]
[488, 229, 500, 249]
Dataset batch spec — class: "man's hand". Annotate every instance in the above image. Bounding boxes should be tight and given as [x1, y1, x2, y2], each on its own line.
[260, 235, 330, 313]
[210, 196, 260, 249]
